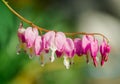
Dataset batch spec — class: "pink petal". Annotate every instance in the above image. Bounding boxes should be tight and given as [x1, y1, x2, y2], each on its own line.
[34, 36, 43, 56]
[17, 24, 26, 43]
[64, 38, 75, 58]
[90, 39, 99, 57]
[100, 39, 111, 66]
[25, 27, 38, 48]
[55, 50, 63, 58]
[101, 59, 104, 66]
[42, 31, 55, 50]
[55, 32, 66, 51]
[106, 45, 111, 53]
[93, 57, 98, 67]
[100, 39, 110, 57]
[82, 35, 93, 54]
[74, 38, 82, 56]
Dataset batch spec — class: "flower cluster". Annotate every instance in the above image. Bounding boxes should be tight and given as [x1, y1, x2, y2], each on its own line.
[17, 23, 111, 69]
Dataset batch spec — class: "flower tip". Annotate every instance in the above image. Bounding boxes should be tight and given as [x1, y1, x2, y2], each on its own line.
[86, 60, 89, 64]
[101, 61, 104, 66]
[86, 58, 89, 64]
[41, 63, 45, 67]
[63, 56, 70, 69]
[19, 22, 23, 28]
[65, 66, 70, 69]
[94, 62, 98, 67]
[85, 55, 89, 64]
[70, 61, 74, 65]
[16, 48, 20, 55]
[16, 52, 20, 55]
[93, 57, 98, 67]
[49, 56, 55, 62]
[104, 56, 108, 62]
[28, 55, 33, 59]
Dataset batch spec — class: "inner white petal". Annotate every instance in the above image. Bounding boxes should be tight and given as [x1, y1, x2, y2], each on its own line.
[63, 56, 70, 69]
[18, 28, 25, 33]
[50, 49, 56, 62]
[96, 56, 99, 62]
[40, 52, 51, 66]
[50, 43, 57, 62]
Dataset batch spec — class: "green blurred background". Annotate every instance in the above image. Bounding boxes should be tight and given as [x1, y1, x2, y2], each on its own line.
[0, 0, 120, 84]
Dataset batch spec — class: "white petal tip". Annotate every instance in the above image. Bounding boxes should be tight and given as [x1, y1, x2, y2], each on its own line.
[65, 66, 70, 69]
[16, 52, 20, 55]
[41, 64, 44, 67]
[96, 57, 99, 62]
[51, 59, 54, 62]
[50, 56, 55, 62]
[29, 55, 33, 59]
[87, 62, 90, 64]
[64, 56, 70, 69]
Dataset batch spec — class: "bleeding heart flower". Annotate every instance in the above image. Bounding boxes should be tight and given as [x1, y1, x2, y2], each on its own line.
[16, 23, 111, 69]
[42, 31, 56, 62]
[90, 39, 99, 67]
[82, 35, 94, 54]
[24, 27, 39, 58]
[42, 31, 55, 50]
[34, 36, 43, 56]
[74, 38, 82, 56]
[18, 23, 26, 43]
[64, 38, 75, 57]
[100, 39, 111, 66]
[17, 23, 26, 55]
[42, 31, 67, 62]
[63, 38, 75, 69]
[25, 27, 38, 48]
[82, 35, 94, 63]
[55, 32, 66, 58]
[55, 32, 66, 51]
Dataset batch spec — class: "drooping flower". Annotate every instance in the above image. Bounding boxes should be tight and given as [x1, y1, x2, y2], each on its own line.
[25, 27, 38, 48]
[82, 35, 94, 54]
[63, 38, 75, 69]
[90, 39, 99, 67]
[24, 27, 39, 58]
[34, 36, 43, 56]
[100, 39, 111, 66]
[18, 23, 26, 43]
[55, 32, 66, 51]
[17, 23, 26, 54]
[82, 35, 94, 63]
[74, 38, 82, 56]
[64, 38, 75, 57]
[42, 31, 56, 62]
[16, 24, 111, 69]
[42, 31, 66, 62]
[42, 31, 55, 50]
[55, 32, 66, 58]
